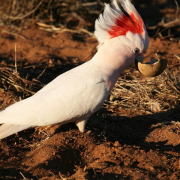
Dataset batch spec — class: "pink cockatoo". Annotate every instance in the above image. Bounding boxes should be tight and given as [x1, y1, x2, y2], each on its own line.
[0, 0, 166, 139]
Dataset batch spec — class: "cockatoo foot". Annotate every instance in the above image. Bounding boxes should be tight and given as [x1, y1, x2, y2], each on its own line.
[76, 119, 88, 133]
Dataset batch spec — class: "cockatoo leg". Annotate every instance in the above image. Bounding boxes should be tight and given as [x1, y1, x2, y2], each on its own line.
[76, 118, 88, 132]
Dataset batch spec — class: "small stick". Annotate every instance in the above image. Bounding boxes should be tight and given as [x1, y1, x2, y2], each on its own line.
[158, 32, 163, 38]
[174, 0, 179, 19]
[19, 172, 28, 180]
[174, 54, 180, 60]
[1, 30, 27, 40]
[37, 68, 46, 79]
[9, 0, 43, 21]
[14, 43, 17, 73]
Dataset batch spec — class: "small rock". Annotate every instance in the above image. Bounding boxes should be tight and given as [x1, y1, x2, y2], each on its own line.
[151, 102, 161, 112]
[110, 95, 114, 101]
[113, 141, 121, 147]
[145, 163, 154, 171]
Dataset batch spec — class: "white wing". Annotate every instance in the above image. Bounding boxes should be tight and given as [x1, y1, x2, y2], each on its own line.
[0, 60, 108, 139]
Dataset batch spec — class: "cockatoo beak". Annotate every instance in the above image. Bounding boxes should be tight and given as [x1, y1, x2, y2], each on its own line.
[134, 54, 144, 68]
[135, 54, 144, 63]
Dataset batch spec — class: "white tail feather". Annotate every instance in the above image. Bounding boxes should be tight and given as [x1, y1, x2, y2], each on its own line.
[0, 124, 31, 139]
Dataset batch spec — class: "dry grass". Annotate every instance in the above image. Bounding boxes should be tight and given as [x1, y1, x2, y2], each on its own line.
[0, 0, 107, 30]
[105, 69, 180, 115]
[0, 65, 43, 96]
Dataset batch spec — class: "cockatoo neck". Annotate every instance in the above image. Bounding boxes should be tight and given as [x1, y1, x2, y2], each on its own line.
[92, 38, 135, 77]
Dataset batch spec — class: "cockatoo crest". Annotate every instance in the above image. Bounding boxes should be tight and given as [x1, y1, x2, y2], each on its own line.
[95, 0, 146, 43]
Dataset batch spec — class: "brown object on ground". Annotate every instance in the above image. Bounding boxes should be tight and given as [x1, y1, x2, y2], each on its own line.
[136, 57, 168, 77]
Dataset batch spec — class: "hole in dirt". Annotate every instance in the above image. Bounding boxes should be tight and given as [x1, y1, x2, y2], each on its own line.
[54, 123, 78, 134]
[1, 128, 35, 146]
[42, 145, 85, 177]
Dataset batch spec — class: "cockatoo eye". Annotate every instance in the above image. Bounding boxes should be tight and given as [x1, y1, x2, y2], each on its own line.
[133, 48, 140, 54]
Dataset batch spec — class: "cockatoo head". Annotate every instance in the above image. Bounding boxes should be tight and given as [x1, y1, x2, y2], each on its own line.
[94, 0, 167, 77]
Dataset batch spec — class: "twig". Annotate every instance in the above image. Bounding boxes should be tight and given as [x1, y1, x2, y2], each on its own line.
[14, 43, 17, 74]
[19, 172, 32, 180]
[174, 0, 179, 19]
[37, 68, 46, 79]
[149, 18, 180, 30]
[36, 22, 62, 31]
[174, 54, 180, 60]
[164, 70, 180, 94]
[82, 2, 98, 7]
[8, 82, 36, 95]
[148, 1, 180, 30]
[19, 172, 26, 179]
[37, 22, 95, 37]
[8, 0, 43, 21]
[162, 18, 180, 28]
[0, 69, 38, 95]
[1, 30, 27, 40]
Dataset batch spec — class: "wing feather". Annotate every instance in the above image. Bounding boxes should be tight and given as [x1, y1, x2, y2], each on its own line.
[0, 124, 31, 139]
[0, 61, 107, 130]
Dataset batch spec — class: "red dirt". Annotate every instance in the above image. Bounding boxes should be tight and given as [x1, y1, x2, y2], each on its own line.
[0, 25, 179, 180]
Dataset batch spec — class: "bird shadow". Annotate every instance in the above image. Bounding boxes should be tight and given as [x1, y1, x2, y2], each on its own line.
[87, 105, 180, 153]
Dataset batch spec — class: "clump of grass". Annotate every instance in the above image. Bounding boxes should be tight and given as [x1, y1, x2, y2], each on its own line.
[0, 0, 108, 31]
[105, 68, 180, 115]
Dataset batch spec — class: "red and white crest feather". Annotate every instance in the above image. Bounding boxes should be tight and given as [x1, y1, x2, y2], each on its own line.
[95, 0, 146, 43]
